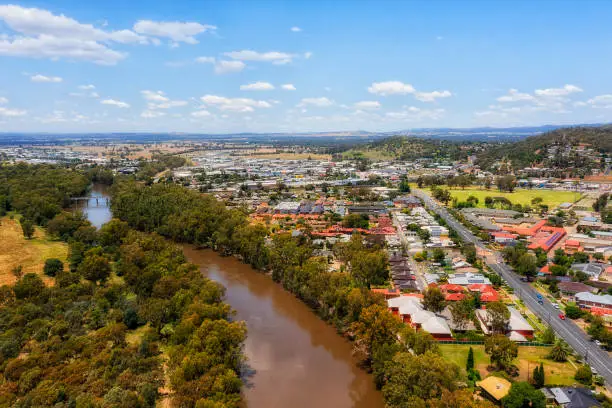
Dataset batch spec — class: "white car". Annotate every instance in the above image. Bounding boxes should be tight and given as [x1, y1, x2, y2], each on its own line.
[595, 340, 602, 347]
[553, 304, 560, 309]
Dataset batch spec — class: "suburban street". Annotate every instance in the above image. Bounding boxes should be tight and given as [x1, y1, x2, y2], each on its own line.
[412, 189, 612, 387]
[391, 210, 426, 291]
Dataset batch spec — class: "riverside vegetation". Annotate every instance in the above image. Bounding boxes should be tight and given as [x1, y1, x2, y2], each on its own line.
[111, 180, 498, 408]
[0, 166, 246, 407]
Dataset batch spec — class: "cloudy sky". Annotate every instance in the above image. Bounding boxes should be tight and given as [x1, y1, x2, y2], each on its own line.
[1, 0, 612, 133]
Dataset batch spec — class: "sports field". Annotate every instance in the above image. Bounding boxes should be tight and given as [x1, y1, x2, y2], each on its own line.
[439, 344, 576, 385]
[445, 188, 581, 209]
[0, 215, 68, 286]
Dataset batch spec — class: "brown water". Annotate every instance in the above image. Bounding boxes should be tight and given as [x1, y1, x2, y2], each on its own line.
[182, 246, 385, 408]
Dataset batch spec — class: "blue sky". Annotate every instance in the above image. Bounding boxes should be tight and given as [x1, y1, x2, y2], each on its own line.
[1, 0, 612, 133]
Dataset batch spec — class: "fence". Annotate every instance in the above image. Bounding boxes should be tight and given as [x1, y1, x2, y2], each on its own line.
[437, 340, 553, 347]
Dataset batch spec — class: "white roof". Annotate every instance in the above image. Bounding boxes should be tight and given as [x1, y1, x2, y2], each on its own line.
[576, 292, 612, 306]
[507, 331, 527, 342]
[508, 307, 533, 332]
[421, 316, 452, 335]
[550, 388, 570, 404]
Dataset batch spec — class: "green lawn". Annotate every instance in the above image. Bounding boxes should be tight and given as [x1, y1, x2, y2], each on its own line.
[443, 188, 581, 209]
[439, 344, 577, 385]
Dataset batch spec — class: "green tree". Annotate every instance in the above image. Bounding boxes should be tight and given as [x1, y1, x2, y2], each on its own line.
[547, 338, 570, 362]
[564, 304, 583, 319]
[484, 334, 518, 370]
[423, 286, 446, 313]
[77, 252, 111, 283]
[449, 298, 473, 331]
[43, 258, 63, 277]
[13, 273, 45, 300]
[574, 365, 593, 386]
[540, 326, 556, 344]
[486, 301, 510, 334]
[382, 351, 460, 407]
[502, 382, 546, 408]
[351, 250, 389, 288]
[466, 347, 474, 371]
[533, 363, 544, 388]
[20, 217, 35, 239]
[516, 253, 537, 278]
[351, 304, 401, 362]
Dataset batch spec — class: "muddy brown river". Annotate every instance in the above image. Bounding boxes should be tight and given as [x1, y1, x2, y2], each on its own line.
[182, 246, 384, 408]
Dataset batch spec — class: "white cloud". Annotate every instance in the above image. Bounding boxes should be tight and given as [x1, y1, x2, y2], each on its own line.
[298, 97, 334, 107]
[436, 36, 444, 40]
[224, 50, 295, 65]
[79, 84, 95, 90]
[141, 90, 169, 102]
[0, 5, 145, 43]
[304, 51, 312, 59]
[281, 84, 296, 91]
[368, 81, 415, 96]
[584, 94, 612, 109]
[133, 20, 216, 44]
[240, 81, 275, 91]
[214, 60, 245, 74]
[497, 88, 535, 102]
[191, 109, 211, 117]
[534, 84, 582, 97]
[141, 110, 166, 118]
[290, 26, 302, 32]
[385, 106, 445, 121]
[195, 56, 246, 74]
[141, 90, 187, 109]
[200, 95, 272, 112]
[30, 74, 62, 83]
[0, 34, 126, 65]
[0, 106, 26, 116]
[101, 99, 130, 108]
[354, 101, 381, 110]
[414, 90, 452, 102]
[0, 5, 144, 64]
[195, 56, 215, 64]
[0, 97, 8, 104]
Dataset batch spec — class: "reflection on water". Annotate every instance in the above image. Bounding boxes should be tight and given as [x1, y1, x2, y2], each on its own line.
[73, 184, 112, 229]
[182, 246, 384, 408]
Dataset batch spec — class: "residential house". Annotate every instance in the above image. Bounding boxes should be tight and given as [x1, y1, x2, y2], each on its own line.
[387, 296, 452, 339]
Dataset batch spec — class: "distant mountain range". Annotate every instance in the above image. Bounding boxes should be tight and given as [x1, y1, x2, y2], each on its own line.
[0, 123, 607, 145]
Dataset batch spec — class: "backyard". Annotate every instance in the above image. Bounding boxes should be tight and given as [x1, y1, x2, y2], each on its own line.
[439, 344, 578, 385]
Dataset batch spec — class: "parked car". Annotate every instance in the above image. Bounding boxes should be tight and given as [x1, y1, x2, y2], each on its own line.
[553, 304, 560, 309]
[595, 340, 602, 347]
[559, 313, 566, 320]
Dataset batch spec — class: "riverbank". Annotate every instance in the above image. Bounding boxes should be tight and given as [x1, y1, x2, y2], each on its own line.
[182, 246, 384, 408]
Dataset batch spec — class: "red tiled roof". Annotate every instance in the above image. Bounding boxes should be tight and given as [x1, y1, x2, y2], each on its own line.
[445, 293, 466, 301]
[439, 284, 466, 293]
[480, 291, 500, 302]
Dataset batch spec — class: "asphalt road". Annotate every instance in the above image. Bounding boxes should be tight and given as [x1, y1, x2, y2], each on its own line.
[412, 189, 612, 387]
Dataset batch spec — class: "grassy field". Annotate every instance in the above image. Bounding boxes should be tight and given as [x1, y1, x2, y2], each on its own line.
[439, 344, 577, 385]
[442, 187, 581, 209]
[0, 215, 68, 286]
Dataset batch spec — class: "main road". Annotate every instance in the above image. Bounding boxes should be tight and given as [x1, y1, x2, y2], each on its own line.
[412, 189, 612, 387]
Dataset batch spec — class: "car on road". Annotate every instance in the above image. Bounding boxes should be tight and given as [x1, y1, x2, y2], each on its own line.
[559, 313, 566, 320]
[536, 293, 543, 299]
[595, 340, 602, 347]
[538, 300, 544, 305]
[520, 277, 528, 282]
[553, 304, 560, 309]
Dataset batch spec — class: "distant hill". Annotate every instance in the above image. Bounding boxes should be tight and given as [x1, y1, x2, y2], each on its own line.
[476, 126, 612, 170]
[343, 136, 471, 161]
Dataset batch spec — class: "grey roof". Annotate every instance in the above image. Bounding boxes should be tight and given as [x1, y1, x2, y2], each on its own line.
[550, 388, 571, 404]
